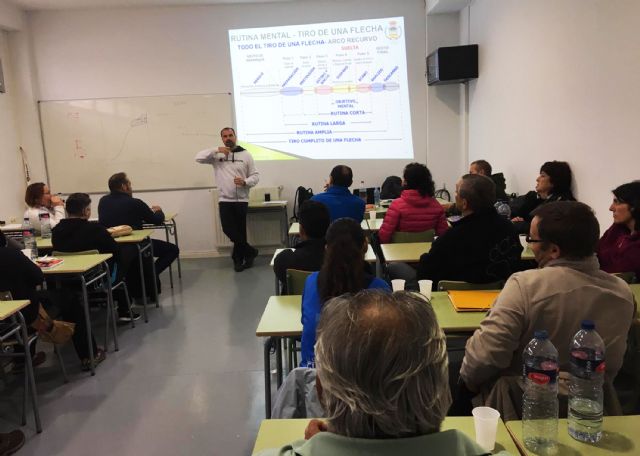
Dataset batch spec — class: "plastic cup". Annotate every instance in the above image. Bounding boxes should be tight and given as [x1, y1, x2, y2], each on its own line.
[369, 210, 377, 221]
[418, 280, 433, 300]
[472, 406, 500, 452]
[519, 234, 528, 250]
[391, 279, 405, 292]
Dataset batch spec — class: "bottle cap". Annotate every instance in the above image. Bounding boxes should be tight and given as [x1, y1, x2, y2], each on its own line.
[581, 320, 595, 330]
[534, 330, 548, 339]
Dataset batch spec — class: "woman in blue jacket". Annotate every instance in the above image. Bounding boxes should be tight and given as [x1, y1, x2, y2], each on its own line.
[300, 218, 390, 367]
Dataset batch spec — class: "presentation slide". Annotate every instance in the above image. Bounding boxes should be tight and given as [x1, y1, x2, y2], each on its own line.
[228, 17, 414, 160]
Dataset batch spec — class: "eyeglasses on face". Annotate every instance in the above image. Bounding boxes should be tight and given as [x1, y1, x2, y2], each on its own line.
[525, 235, 544, 243]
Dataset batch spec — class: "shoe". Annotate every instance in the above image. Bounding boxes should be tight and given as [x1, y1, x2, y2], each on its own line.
[11, 351, 46, 374]
[0, 429, 25, 455]
[118, 312, 141, 324]
[244, 248, 259, 269]
[81, 348, 106, 372]
[234, 260, 245, 272]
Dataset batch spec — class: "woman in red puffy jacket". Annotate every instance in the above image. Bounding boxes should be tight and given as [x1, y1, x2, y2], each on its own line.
[378, 163, 449, 243]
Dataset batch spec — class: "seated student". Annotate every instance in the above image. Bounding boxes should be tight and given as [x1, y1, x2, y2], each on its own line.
[469, 159, 508, 201]
[511, 161, 576, 233]
[390, 174, 521, 290]
[23, 182, 65, 234]
[98, 172, 179, 295]
[459, 202, 636, 420]
[259, 290, 494, 456]
[597, 181, 640, 280]
[52, 193, 140, 322]
[378, 163, 448, 243]
[311, 165, 365, 222]
[300, 218, 390, 367]
[273, 201, 330, 294]
[0, 231, 104, 371]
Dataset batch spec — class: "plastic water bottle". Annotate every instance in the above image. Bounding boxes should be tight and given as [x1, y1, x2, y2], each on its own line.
[495, 201, 511, 219]
[373, 187, 381, 207]
[22, 217, 38, 260]
[522, 330, 559, 455]
[568, 320, 605, 443]
[359, 180, 367, 203]
[39, 211, 52, 239]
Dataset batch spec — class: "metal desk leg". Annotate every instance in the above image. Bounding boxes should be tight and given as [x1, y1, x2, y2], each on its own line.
[264, 337, 273, 418]
[165, 224, 174, 289]
[80, 275, 96, 375]
[17, 312, 42, 433]
[276, 337, 283, 388]
[137, 244, 149, 323]
[149, 240, 159, 308]
[103, 262, 119, 352]
[172, 219, 182, 278]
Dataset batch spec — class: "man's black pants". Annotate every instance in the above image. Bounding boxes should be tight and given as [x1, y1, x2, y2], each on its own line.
[219, 201, 256, 264]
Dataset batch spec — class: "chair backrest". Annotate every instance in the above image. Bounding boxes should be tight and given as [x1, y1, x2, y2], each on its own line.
[391, 229, 435, 243]
[437, 280, 504, 291]
[612, 272, 636, 284]
[285, 269, 313, 295]
[53, 250, 99, 256]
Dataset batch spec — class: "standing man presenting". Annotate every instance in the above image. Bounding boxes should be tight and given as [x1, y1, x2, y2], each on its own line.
[195, 127, 260, 271]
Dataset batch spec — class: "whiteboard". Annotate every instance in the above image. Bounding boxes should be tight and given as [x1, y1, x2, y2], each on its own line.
[39, 93, 232, 193]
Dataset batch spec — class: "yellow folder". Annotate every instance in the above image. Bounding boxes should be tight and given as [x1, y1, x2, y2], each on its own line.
[447, 290, 500, 312]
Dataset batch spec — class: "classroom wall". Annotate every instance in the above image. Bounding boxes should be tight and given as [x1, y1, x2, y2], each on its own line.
[13, 0, 429, 256]
[466, 0, 640, 231]
[0, 30, 28, 223]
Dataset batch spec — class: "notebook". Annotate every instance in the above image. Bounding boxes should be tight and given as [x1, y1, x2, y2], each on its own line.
[448, 290, 500, 312]
[35, 257, 64, 270]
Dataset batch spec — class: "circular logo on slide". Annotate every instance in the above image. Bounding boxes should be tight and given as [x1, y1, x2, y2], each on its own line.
[386, 20, 402, 40]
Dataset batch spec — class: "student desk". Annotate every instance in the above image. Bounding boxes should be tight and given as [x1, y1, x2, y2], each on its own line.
[287, 219, 383, 245]
[506, 416, 640, 455]
[0, 299, 41, 432]
[114, 230, 158, 323]
[252, 417, 519, 455]
[269, 246, 377, 294]
[380, 242, 535, 263]
[256, 292, 487, 418]
[42, 253, 115, 376]
[142, 212, 181, 288]
[249, 200, 288, 246]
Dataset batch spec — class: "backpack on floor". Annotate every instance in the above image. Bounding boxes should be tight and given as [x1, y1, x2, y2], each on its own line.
[292, 186, 314, 222]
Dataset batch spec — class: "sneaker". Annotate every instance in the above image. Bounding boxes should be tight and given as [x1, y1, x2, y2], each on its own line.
[0, 429, 26, 455]
[234, 260, 245, 272]
[81, 348, 106, 372]
[118, 312, 142, 324]
[244, 248, 259, 269]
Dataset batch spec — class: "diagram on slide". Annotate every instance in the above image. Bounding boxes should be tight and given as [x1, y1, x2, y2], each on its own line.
[229, 17, 414, 160]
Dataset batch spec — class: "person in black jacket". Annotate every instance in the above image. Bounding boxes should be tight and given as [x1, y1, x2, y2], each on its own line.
[274, 201, 330, 294]
[389, 174, 522, 290]
[0, 231, 102, 370]
[52, 193, 140, 323]
[98, 172, 179, 296]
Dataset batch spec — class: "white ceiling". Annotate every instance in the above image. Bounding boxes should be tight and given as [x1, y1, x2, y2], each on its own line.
[7, 0, 298, 11]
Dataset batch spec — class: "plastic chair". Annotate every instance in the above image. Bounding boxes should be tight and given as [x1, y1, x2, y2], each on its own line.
[612, 272, 636, 284]
[437, 280, 504, 291]
[285, 269, 313, 296]
[391, 229, 435, 243]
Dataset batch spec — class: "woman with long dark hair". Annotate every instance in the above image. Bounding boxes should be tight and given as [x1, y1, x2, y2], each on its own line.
[378, 163, 448, 243]
[300, 218, 390, 367]
[24, 182, 65, 235]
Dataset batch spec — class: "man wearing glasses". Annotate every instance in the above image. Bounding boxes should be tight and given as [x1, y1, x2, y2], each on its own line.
[458, 201, 635, 419]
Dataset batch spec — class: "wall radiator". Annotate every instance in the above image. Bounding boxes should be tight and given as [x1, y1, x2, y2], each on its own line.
[212, 187, 284, 248]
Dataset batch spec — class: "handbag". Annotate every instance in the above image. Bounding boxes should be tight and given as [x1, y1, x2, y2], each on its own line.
[30, 304, 75, 345]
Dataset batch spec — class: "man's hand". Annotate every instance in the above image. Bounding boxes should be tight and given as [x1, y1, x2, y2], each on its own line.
[511, 216, 524, 222]
[50, 195, 64, 207]
[233, 176, 245, 187]
[151, 205, 162, 213]
[304, 419, 327, 440]
[217, 146, 231, 156]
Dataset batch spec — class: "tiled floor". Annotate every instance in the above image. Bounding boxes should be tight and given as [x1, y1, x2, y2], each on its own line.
[0, 256, 273, 455]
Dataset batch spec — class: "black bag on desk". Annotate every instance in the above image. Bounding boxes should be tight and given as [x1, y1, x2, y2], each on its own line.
[292, 186, 314, 222]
